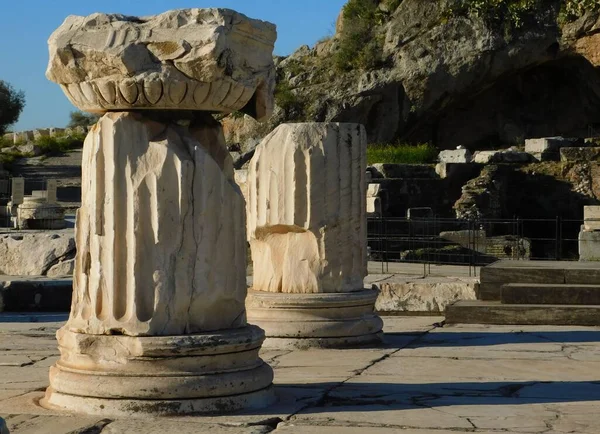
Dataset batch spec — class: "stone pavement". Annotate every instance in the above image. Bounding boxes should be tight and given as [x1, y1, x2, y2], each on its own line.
[1, 313, 600, 433]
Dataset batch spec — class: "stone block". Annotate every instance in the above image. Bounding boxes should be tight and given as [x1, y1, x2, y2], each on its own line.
[33, 129, 50, 139]
[473, 150, 532, 164]
[46, 179, 57, 203]
[561, 147, 600, 162]
[407, 207, 433, 220]
[366, 197, 382, 215]
[435, 162, 482, 180]
[584, 206, 600, 231]
[49, 127, 65, 137]
[438, 149, 472, 163]
[440, 230, 487, 253]
[10, 177, 24, 205]
[525, 136, 576, 153]
[374, 277, 478, 313]
[370, 163, 437, 179]
[579, 228, 600, 261]
[47, 9, 277, 120]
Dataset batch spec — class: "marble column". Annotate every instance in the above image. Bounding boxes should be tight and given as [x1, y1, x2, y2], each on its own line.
[246, 123, 383, 348]
[41, 9, 277, 416]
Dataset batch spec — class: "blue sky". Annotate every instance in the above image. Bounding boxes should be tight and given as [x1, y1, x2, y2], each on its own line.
[1, 0, 345, 131]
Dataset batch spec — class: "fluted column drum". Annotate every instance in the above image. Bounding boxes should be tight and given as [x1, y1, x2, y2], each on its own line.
[246, 123, 383, 348]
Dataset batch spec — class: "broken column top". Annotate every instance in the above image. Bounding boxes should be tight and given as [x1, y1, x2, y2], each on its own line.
[47, 8, 277, 120]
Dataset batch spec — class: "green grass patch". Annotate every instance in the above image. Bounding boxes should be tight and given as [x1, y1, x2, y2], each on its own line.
[367, 143, 438, 165]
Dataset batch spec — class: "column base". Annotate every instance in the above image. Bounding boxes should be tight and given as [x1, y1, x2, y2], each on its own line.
[246, 289, 384, 349]
[41, 325, 275, 416]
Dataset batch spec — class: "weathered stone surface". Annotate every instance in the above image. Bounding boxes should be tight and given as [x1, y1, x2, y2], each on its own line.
[0, 233, 75, 276]
[579, 228, 600, 261]
[42, 326, 275, 415]
[47, 9, 277, 120]
[33, 129, 50, 140]
[67, 112, 247, 336]
[17, 198, 66, 230]
[374, 276, 478, 313]
[473, 149, 532, 164]
[561, 146, 600, 162]
[370, 163, 437, 179]
[584, 205, 600, 231]
[234, 169, 249, 204]
[46, 259, 75, 278]
[16, 144, 42, 156]
[246, 289, 383, 348]
[502, 283, 600, 305]
[526, 136, 579, 161]
[247, 123, 367, 294]
[447, 300, 600, 325]
[438, 149, 472, 163]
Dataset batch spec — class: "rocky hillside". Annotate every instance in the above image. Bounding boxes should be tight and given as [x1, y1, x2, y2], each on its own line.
[224, 0, 600, 154]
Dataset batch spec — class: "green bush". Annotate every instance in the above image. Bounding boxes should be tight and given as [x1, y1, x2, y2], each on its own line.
[274, 80, 306, 116]
[34, 133, 85, 154]
[445, 0, 545, 38]
[560, 0, 600, 21]
[0, 135, 12, 149]
[367, 143, 438, 165]
[334, 0, 393, 72]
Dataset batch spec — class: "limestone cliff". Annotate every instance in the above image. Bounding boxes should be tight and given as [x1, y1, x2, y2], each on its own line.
[224, 0, 600, 152]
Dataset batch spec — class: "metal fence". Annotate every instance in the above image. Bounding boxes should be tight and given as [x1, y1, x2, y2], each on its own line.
[368, 216, 584, 276]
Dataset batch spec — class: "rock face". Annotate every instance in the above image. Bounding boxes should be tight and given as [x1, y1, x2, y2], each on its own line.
[0, 233, 75, 276]
[68, 112, 247, 336]
[47, 9, 277, 120]
[240, 1, 600, 149]
[247, 123, 367, 293]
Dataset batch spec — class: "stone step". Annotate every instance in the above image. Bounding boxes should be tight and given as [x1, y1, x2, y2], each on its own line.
[479, 260, 600, 300]
[446, 300, 600, 326]
[502, 283, 600, 305]
[0, 277, 72, 312]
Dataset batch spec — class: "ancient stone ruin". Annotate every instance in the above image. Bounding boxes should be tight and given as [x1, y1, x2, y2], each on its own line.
[246, 123, 383, 348]
[42, 8, 277, 415]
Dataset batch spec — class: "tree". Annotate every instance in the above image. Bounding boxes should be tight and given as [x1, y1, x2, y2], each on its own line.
[67, 111, 100, 128]
[0, 80, 25, 135]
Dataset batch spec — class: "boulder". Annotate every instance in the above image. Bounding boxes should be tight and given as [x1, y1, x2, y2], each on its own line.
[46, 258, 75, 277]
[438, 149, 472, 163]
[47, 9, 277, 120]
[0, 232, 75, 276]
[16, 143, 42, 156]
